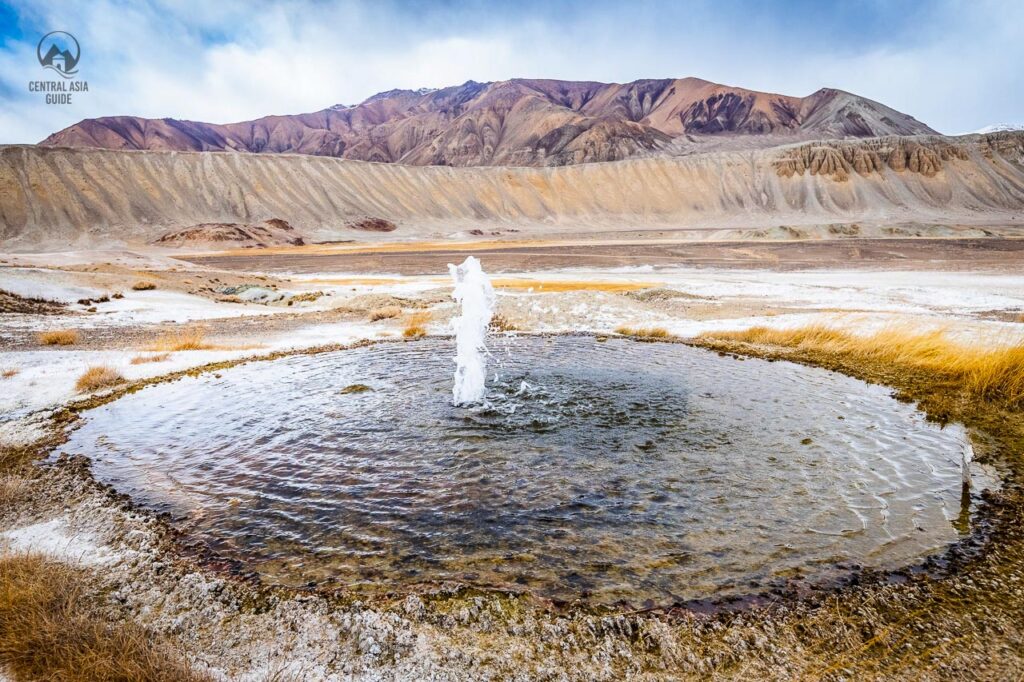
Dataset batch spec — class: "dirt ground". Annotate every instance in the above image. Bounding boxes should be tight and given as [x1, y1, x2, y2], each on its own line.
[182, 237, 1024, 275]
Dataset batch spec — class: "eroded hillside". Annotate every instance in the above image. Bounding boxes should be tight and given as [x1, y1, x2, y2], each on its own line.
[2, 133, 1022, 250]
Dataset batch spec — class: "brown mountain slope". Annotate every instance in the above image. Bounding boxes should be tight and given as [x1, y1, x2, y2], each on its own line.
[4, 133, 1022, 250]
[40, 78, 937, 167]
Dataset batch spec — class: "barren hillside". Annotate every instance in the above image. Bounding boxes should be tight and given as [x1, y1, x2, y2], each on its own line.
[40, 78, 937, 167]
[2, 133, 1022, 250]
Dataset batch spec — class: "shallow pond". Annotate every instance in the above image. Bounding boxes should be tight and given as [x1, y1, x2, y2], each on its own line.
[61, 336, 993, 604]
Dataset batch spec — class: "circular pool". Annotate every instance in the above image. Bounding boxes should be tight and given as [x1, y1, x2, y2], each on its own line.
[60, 336, 990, 604]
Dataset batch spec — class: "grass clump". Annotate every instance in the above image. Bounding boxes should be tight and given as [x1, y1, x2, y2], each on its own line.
[339, 383, 373, 394]
[368, 305, 402, 322]
[131, 281, 157, 291]
[75, 365, 124, 393]
[403, 311, 431, 338]
[0, 554, 209, 681]
[1, 368, 18, 379]
[614, 326, 670, 339]
[0, 476, 31, 512]
[489, 313, 519, 332]
[147, 328, 213, 351]
[287, 291, 324, 305]
[701, 324, 1024, 407]
[130, 353, 171, 365]
[38, 330, 79, 346]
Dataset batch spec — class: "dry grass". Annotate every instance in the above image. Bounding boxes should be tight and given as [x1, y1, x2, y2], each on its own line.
[0, 476, 31, 513]
[403, 310, 431, 338]
[0, 554, 209, 681]
[1, 368, 18, 379]
[130, 353, 171, 365]
[368, 305, 402, 321]
[701, 324, 1024, 406]
[131, 281, 157, 291]
[38, 329, 79, 346]
[146, 328, 213, 351]
[614, 326, 671, 339]
[489, 313, 519, 332]
[287, 291, 324, 305]
[75, 365, 125, 393]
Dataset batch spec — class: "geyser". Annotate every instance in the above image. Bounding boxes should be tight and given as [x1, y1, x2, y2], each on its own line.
[448, 256, 495, 406]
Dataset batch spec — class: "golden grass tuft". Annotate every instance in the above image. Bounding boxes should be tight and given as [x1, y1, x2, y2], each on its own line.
[403, 310, 431, 338]
[0, 476, 31, 512]
[38, 329, 79, 346]
[0, 554, 209, 681]
[146, 328, 213, 351]
[75, 365, 124, 393]
[701, 324, 1024, 406]
[130, 353, 171, 365]
[614, 326, 671, 339]
[1, 368, 18, 379]
[287, 291, 324, 305]
[131, 281, 157, 291]
[489, 313, 519, 332]
[368, 305, 402, 322]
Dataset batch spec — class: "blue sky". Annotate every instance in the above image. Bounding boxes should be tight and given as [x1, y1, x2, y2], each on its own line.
[1, 0, 1021, 142]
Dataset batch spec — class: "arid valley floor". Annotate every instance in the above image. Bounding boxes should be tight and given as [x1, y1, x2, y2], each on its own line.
[1, 224, 1024, 679]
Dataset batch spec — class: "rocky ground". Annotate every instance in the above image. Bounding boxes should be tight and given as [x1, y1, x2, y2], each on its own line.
[1, 244, 1024, 680]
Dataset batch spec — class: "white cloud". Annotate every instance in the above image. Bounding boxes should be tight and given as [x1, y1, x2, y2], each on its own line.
[0, 0, 1021, 142]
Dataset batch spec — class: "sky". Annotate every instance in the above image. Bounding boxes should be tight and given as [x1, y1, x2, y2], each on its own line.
[0, 0, 1022, 143]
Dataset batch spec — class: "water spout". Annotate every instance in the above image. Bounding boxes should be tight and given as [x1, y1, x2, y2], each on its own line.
[961, 434, 974, 488]
[449, 256, 495, 406]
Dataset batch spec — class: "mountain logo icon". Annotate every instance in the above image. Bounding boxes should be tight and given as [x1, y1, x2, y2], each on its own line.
[37, 31, 80, 78]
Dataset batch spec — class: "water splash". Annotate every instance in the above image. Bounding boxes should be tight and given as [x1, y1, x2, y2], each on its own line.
[448, 256, 495, 406]
[961, 434, 974, 487]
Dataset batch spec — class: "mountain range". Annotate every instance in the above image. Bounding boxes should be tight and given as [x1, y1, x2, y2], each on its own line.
[40, 77, 937, 167]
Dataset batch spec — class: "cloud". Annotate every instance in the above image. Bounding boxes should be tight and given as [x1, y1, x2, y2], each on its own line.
[0, 0, 1021, 142]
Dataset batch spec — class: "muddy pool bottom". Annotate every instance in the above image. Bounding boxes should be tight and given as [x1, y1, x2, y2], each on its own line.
[61, 336, 993, 605]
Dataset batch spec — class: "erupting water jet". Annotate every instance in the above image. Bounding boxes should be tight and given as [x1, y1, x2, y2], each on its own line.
[448, 256, 495, 406]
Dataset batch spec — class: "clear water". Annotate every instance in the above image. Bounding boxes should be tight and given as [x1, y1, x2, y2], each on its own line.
[60, 336, 989, 604]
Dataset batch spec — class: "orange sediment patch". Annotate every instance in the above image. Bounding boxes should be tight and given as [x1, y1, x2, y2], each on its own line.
[180, 238, 555, 258]
[180, 235, 710, 259]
